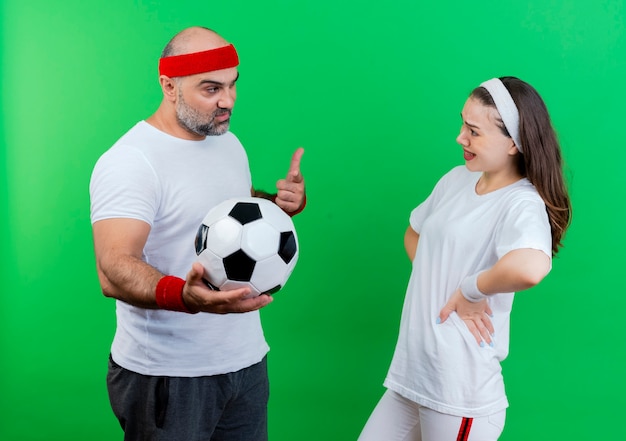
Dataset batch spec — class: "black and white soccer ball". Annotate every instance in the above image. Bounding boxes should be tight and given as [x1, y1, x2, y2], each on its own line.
[194, 197, 299, 297]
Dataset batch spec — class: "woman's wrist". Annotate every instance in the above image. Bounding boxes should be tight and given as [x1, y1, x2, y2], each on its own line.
[460, 271, 487, 302]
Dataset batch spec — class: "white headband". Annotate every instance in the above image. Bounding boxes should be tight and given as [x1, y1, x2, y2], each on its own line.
[480, 78, 523, 152]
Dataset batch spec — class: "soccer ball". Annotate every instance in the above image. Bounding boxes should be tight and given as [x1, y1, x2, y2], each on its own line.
[194, 197, 299, 297]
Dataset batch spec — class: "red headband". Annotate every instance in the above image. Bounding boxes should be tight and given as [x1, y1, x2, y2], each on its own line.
[158, 44, 239, 77]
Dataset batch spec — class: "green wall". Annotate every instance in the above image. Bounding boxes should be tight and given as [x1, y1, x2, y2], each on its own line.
[2, 1, 625, 439]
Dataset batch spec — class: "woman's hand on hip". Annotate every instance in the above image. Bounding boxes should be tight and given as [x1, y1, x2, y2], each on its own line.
[438, 289, 494, 347]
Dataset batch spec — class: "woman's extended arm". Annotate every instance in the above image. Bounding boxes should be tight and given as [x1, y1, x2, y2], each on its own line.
[476, 248, 551, 295]
[438, 248, 551, 346]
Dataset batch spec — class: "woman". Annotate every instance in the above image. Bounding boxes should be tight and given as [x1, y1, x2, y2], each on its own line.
[358, 77, 571, 441]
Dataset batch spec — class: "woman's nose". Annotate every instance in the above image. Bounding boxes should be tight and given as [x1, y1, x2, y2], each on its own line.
[456, 129, 467, 146]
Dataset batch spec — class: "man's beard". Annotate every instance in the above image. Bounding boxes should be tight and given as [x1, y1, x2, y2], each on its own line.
[176, 94, 231, 136]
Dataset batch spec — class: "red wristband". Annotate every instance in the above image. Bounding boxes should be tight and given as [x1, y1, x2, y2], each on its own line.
[155, 276, 194, 313]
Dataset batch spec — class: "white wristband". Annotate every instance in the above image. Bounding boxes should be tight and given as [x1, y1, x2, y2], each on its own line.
[460, 272, 487, 303]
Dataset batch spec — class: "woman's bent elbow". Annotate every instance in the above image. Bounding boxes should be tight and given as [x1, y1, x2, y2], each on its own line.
[522, 263, 551, 288]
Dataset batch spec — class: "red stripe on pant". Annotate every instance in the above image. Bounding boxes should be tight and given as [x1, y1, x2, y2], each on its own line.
[456, 417, 473, 441]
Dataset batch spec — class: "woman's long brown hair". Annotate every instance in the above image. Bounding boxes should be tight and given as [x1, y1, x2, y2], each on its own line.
[472, 77, 572, 255]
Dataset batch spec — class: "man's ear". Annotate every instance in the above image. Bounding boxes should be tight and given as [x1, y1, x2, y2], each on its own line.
[159, 75, 178, 102]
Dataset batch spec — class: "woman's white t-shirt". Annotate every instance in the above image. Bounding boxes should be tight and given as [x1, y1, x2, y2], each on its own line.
[384, 166, 552, 417]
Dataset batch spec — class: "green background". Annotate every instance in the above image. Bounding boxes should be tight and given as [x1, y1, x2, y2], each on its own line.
[1, 0, 624, 439]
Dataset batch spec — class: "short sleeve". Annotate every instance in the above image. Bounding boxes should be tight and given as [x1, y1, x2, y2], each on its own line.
[495, 197, 552, 259]
[410, 194, 435, 233]
[410, 167, 467, 233]
[89, 145, 159, 225]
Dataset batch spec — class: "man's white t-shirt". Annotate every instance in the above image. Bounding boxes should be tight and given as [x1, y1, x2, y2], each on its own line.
[384, 166, 552, 417]
[90, 121, 269, 377]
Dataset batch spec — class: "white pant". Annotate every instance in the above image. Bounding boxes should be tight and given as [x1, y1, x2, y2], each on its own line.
[357, 390, 506, 441]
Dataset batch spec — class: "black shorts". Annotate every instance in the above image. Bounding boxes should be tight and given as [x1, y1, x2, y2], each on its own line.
[107, 355, 269, 441]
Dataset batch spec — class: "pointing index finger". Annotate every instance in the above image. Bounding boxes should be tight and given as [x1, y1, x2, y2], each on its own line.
[287, 147, 304, 183]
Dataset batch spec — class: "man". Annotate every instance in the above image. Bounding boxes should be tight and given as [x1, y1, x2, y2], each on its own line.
[90, 26, 305, 440]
